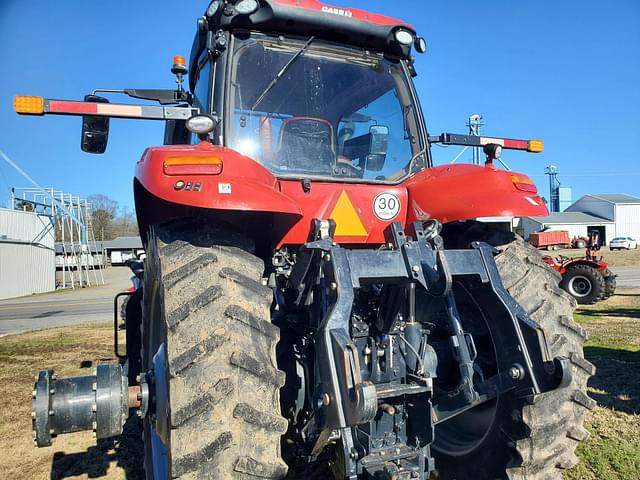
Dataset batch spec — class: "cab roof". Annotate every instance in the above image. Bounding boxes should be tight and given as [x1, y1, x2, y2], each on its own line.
[189, 0, 417, 87]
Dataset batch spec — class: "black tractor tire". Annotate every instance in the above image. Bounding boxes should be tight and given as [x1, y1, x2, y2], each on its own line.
[602, 268, 616, 299]
[141, 219, 288, 480]
[435, 222, 595, 480]
[560, 264, 606, 305]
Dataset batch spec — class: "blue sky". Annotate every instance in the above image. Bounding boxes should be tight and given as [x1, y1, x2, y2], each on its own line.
[1, 0, 639, 209]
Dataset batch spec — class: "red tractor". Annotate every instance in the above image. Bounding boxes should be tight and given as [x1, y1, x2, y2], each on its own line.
[544, 255, 616, 304]
[19, 2, 593, 479]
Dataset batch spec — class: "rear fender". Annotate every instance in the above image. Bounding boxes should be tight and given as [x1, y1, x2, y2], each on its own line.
[134, 142, 302, 249]
[135, 142, 301, 215]
[563, 259, 608, 273]
[405, 164, 548, 224]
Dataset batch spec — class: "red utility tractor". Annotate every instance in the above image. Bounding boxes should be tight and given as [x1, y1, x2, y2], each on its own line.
[544, 255, 616, 304]
[18, 1, 593, 479]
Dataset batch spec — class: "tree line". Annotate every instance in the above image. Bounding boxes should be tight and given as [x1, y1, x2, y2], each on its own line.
[86, 194, 139, 240]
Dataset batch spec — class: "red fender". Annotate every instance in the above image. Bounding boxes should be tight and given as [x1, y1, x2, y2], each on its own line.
[135, 142, 302, 217]
[405, 164, 548, 224]
[561, 259, 609, 274]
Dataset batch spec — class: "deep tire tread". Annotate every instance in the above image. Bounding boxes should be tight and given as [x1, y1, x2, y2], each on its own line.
[145, 219, 287, 479]
[164, 252, 218, 289]
[230, 351, 286, 387]
[167, 285, 223, 329]
[233, 403, 288, 434]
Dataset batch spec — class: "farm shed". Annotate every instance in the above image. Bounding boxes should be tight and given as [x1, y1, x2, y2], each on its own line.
[521, 212, 614, 245]
[0, 208, 55, 300]
[565, 194, 640, 242]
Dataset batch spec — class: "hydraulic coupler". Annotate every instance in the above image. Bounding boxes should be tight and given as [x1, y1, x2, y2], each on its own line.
[32, 364, 140, 447]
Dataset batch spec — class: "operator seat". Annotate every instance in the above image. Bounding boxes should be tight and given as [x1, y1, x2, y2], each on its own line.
[277, 117, 335, 174]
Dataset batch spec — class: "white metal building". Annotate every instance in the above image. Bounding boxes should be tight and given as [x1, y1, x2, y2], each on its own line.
[566, 194, 640, 241]
[0, 208, 56, 300]
[522, 194, 640, 245]
[521, 212, 614, 243]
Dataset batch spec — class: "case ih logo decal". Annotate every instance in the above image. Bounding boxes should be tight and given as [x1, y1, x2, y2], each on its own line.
[321, 5, 353, 17]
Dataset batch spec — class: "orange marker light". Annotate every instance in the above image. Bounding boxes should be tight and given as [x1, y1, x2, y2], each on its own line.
[163, 156, 222, 175]
[511, 174, 537, 193]
[14, 95, 44, 115]
[527, 140, 544, 153]
[173, 55, 186, 66]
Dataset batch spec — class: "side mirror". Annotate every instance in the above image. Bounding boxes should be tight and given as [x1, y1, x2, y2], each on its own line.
[366, 125, 389, 171]
[81, 95, 110, 154]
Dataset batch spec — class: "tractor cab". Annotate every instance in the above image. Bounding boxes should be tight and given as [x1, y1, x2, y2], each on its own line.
[188, 0, 428, 183]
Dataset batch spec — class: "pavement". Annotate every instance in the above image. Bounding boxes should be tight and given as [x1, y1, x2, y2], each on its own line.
[0, 264, 637, 336]
[611, 266, 640, 288]
[0, 267, 133, 335]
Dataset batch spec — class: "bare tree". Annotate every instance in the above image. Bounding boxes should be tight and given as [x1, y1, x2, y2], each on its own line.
[88, 194, 118, 240]
[14, 199, 35, 212]
[112, 206, 139, 237]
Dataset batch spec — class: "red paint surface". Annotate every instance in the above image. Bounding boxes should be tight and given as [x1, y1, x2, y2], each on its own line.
[405, 164, 548, 224]
[48, 100, 97, 114]
[503, 139, 530, 149]
[269, 0, 412, 28]
[277, 181, 407, 246]
[135, 142, 301, 217]
[544, 257, 609, 275]
[136, 144, 548, 247]
[529, 231, 571, 248]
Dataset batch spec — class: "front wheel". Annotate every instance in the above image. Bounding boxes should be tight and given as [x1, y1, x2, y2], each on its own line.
[142, 219, 288, 479]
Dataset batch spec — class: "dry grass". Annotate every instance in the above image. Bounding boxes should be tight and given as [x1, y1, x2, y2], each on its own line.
[0, 323, 143, 480]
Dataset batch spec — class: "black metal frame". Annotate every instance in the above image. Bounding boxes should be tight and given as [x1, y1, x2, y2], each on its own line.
[286, 220, 571, 478]
[113, 291, 135, 359]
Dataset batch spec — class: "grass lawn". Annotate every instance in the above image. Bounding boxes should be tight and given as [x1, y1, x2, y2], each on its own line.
[565, 288, 640, 480]
[0, 291, 638, 479]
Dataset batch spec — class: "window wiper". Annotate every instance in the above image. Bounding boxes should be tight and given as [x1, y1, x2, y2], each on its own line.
[251, 36, 315, 111]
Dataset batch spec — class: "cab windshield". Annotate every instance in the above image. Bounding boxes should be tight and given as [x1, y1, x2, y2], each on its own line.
[227, 33, 425, 182]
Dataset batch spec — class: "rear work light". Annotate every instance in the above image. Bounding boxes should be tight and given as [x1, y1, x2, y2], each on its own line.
[163, 156, 223, 175]
[14, 96, 44, 115]
[511, 174, 537, 193]
[394, 29, 414, 46]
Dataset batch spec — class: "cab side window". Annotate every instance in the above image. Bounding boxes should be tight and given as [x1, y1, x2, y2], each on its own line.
[191, 59, 212, 144]
[193, 59, 212, 112]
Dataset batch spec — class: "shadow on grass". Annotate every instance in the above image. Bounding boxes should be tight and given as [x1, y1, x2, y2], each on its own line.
[51, 416, 144, 479]
[578, 308, 640, 319]
[585, 346, 640, 415]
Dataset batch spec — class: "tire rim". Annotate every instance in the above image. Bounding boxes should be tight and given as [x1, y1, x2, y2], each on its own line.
[568, 275, 592, 297]
[432, 284, 499, 456]
[143, 265, 170, 480]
